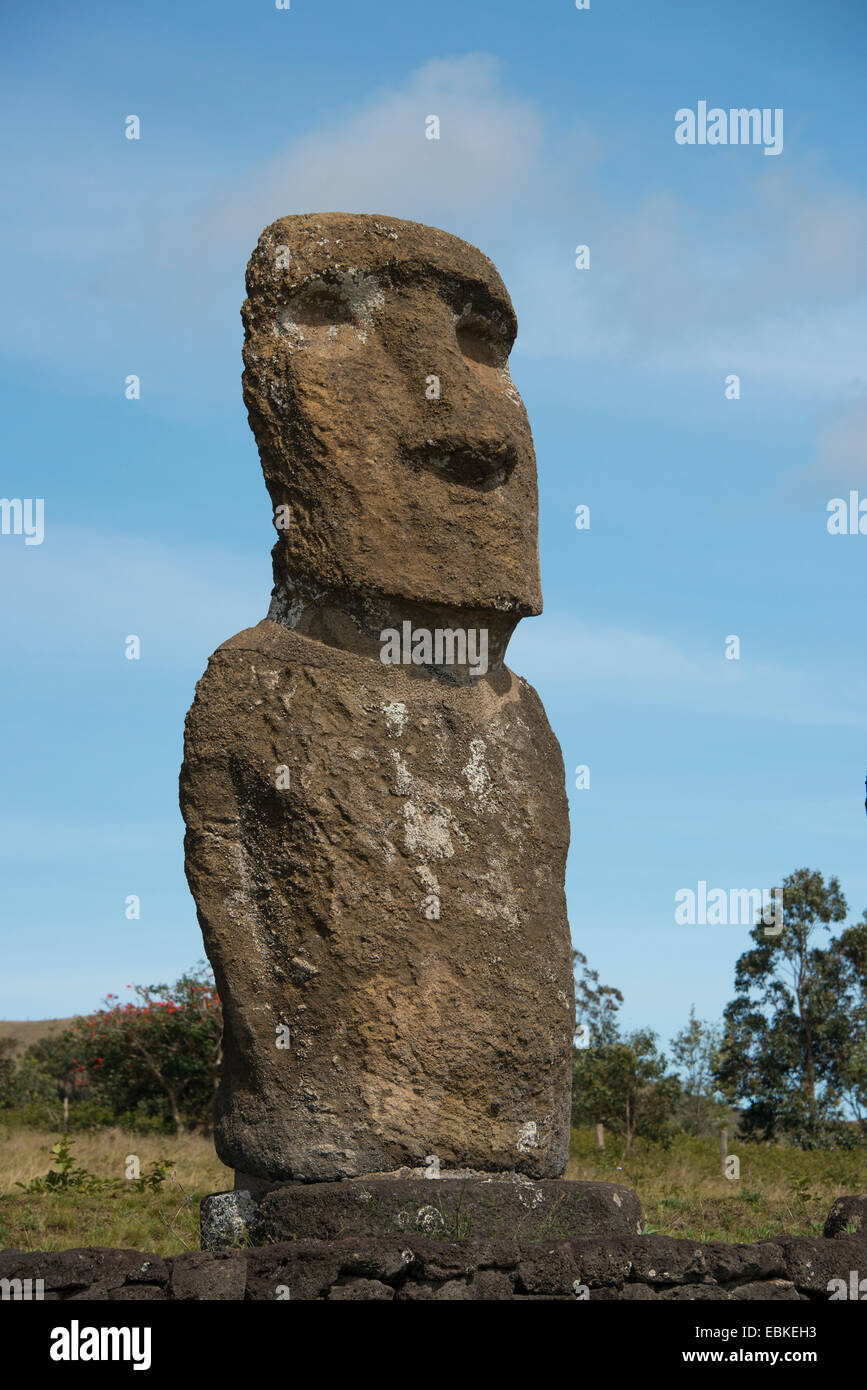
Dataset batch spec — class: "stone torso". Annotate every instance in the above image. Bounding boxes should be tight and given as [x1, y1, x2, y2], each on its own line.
[181, 619, 574, 1182]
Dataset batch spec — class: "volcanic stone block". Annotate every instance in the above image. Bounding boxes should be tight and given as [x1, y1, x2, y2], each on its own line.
[244, 1177, 642, 1245]
[731, 1280, 801, 1300]
[701, 1241, 785, 1283]
[170, 1251, 247, 1301]
[823, 1195, 867, 1238]
[328, 1278, 394, 1300]
[780, 1234, 867, 1293]
[4, 1225, 864, 1300]
[0, 1247, 169, 1301]
[200, 1190, 259, 1251]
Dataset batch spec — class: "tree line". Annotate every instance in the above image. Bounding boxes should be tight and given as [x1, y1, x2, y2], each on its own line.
[0, 966, 221, 1134]
[573, 868, 867, 1150]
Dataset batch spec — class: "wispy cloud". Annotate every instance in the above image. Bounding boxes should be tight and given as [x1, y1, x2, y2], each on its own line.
[803, 391, 867, 486]
[4, 54, 867, 404]
[511, 614, 866, 727]
[0, 527, 268, 668]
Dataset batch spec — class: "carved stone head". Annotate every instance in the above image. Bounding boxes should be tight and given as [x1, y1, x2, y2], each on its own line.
[241, 213, 542, 623]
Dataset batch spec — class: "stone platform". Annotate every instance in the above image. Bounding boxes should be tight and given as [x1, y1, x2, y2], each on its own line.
[3, 1221, 866, 1300]
[201, 1176, 643, 1250]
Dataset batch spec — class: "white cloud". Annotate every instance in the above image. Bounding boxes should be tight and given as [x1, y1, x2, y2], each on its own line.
[5, 519, 863, 728]
[3, 53, 867, 402]
[205, 54, 545, 241]
[510, 614, 867, 727]
[509, 173, 867, 390]
[810, 392, 867, 485]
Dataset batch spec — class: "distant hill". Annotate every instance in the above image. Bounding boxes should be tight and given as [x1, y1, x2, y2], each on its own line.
[0, 1019, 76, 1058]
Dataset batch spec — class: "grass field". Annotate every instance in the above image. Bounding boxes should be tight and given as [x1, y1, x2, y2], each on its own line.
[0, 1121, 863, 1255]
[565, 1127, 866, 1242]
[0, 1123, 233, 1256]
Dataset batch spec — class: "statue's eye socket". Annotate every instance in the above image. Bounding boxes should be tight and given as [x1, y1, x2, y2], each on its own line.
[282, 284, 354, 329]
[455, 315, 508, 368]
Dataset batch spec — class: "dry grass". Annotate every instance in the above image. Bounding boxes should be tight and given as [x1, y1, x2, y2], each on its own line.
[566, 1127, 866, 1242]
[0, 1121, 863, 1253]
[0, 1123, 232, 1256]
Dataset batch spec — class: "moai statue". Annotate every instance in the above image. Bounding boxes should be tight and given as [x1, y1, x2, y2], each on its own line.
[180, 214, 575, 1190]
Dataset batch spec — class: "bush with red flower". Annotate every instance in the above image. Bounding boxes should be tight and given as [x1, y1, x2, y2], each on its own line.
[7, 963, 223, 1133]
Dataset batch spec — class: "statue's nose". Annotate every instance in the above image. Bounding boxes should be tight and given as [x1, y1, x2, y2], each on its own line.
[392, 295, 519, 488]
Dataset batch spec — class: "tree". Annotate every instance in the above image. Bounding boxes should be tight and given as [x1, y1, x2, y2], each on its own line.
[571, 948, 622, 1140]
[27, 964, 223, 1133]
[572, 949, 623, 1049]
[671, 1006, 726, 1136]
[75, 966, 222, 1133]
[823, 912, 867, 1132]
[571, 952, 680, 1150]
[0, 1036, 18, 1106]
[25, 1029, 91, 1127]
[612, 1031, 679, 1152]
[714, 868, 849, 1143]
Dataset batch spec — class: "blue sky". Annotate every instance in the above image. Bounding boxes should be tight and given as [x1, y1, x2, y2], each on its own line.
[2, 0, 866, 1053]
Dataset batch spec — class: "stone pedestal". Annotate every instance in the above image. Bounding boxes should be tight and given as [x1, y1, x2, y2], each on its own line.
[201, 1176, 643, 1250]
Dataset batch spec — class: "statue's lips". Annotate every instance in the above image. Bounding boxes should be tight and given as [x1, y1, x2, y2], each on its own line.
[401, 440, 519, 491]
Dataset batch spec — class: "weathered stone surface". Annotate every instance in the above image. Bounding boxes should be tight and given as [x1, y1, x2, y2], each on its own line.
[170, 1250, 247, 1301]
[626, 1235, 710, 1287]
[250, 1177, 641, 1244]
[0, 1247, 168, 1300]
[241, 212, 542, 618]
[779, 1234, 867, 1293]
[328, 1278, 394, 1300]
[337, 1243, 416, 1282]
[471, 1269, 514, 1300]
[181, 214, 574, 1186]
[123, 1255, 171, 1286]
[200, 1189, 258, 1250]
[182, 624, 572, 1182]
[429, 1278, 475, 1300]
[731, 1280, 802, 1300]
[823, 1195, 867, 1239]
[566, 1236, 635, 1287]
[701, 1241, 785, 1284]
[245, 1242, 342, 1302]
[515, 1242, 579, 1295]
[606, 1282, 659, 1300]
[108, 1285, 168, 1300]
[4, 1216, 866, 1299]
[407, 1235, 520, 1278]
[659, 1284, 730, 1301]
